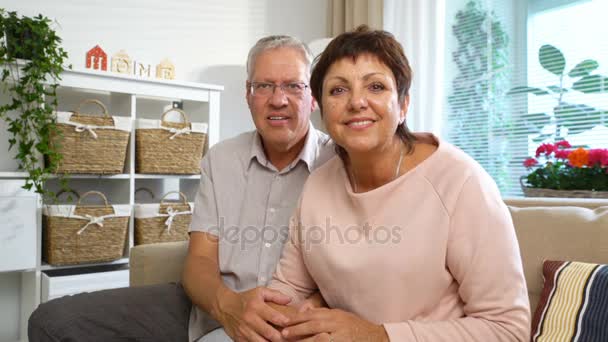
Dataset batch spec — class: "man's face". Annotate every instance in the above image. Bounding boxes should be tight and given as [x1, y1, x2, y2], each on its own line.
[246, 47, 315, 151]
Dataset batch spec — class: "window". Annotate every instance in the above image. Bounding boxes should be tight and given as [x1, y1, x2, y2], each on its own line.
[444, 0, 608, 196]
[527, 0, 608, 150]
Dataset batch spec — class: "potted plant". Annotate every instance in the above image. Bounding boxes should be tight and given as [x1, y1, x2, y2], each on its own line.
[521, 140, 608, 198]
[0, 9, 70, 196]
[509, 44, 608, 198]
[508, 44, 608, 143]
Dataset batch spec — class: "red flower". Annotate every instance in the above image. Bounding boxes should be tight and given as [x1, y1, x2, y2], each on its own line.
[554, 149, 571, 159]
[535, 143, 556, 157]
[588, 149, 605, 167]
[599, 149, 608, 167]
[554, 140, 572, 149]
[523, 157, 538, 168]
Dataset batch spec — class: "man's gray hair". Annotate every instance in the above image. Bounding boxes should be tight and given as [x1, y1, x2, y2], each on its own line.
[246, 35, 313, 81]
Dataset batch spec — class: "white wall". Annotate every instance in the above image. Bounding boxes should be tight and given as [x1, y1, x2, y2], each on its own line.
[0, 0, 330, 140]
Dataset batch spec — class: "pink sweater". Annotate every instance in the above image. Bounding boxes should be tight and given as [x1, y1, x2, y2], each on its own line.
[269, 135, 531, 341]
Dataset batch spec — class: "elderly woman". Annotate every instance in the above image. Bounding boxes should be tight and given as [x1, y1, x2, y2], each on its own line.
[268, 26, 530, 341]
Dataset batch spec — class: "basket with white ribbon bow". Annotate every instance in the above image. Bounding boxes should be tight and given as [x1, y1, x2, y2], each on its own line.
[134, 191, 193, 245]
[135, 108, 208, 174]
[42, 191, 130, 265]
[50, 99, 131, 174]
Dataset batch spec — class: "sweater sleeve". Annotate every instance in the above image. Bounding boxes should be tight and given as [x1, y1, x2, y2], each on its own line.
[268, 201, 318, 306]
[383, 174, 531, 342]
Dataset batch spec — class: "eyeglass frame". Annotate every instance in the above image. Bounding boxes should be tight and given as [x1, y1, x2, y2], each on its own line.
[248, 81, 310, 97]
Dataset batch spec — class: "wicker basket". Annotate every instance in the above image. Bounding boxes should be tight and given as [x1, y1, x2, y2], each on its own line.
[520, 176, 608, 199]
[134, 191, 192, 245]
[134, 187, 155, 202]
[51, 99, 131, 174]
[54, 189, 80, 203]
[135, 108, 207, 174]
[43, 191, 130, 265]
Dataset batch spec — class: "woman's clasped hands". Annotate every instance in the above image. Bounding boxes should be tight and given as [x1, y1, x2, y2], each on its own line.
[281, 306, 389, 342]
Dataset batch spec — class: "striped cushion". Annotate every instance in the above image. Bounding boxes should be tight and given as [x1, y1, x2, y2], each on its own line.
[531, 260, 608, 342]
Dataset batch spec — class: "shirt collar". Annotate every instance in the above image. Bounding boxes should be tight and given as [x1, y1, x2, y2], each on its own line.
[296, 124, 320, 172]
[247, 122, 320, 173]
[248, 132, 269, 170]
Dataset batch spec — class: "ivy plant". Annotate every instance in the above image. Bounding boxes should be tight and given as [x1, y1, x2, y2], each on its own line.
[447, 0, 510, 192]
[0, 9, 70, 197]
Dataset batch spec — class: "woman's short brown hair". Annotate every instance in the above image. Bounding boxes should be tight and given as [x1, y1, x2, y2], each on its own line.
[310, 25, 417, 154]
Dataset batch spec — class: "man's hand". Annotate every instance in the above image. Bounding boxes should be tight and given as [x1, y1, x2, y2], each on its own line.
[268, 292, 327, 341]
[280, 308, 389, 342]
[217, 287, 292, 342]
[295, 292, 326, 313]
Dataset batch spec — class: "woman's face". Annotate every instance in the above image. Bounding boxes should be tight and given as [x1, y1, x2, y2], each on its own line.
[321, 53, 408, 155]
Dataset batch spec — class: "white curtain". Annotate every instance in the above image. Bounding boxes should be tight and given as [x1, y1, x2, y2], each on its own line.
[383, 0, 445, 136]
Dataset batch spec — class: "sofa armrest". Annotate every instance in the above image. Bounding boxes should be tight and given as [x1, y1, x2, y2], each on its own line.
[129, 241, 189, 287]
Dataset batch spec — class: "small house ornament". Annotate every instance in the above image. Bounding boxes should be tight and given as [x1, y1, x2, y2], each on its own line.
[134, 60, 152, 78]
[85, 45, 107, 71]
[111, 50, 132, 74]
[156, 58, 175, 80]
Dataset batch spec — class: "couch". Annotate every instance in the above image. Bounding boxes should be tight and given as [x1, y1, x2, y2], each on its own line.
[130, 197, 608, 314]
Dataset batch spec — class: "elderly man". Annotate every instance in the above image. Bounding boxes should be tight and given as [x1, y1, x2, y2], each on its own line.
[28, 35, 333, 342]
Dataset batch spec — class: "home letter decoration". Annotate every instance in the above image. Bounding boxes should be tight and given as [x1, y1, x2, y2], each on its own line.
[156, 58, 175, 80]
[111, 50, 132, 74]
[85, 45, 107, 71]
[134, 61, 152, 78]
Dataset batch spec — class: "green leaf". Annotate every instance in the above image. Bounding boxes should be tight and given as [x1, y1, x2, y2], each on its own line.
[554, 103, 603, 134]
[507, 86, 550, 96]
[572, 74, 608, 93]
[568, 59, 599, 77]
[547, 85, 568, 94]
[539, 44, 565, 76]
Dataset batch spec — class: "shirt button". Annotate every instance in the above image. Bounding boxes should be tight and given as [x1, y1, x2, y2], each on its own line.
[265, 242, 271, 248]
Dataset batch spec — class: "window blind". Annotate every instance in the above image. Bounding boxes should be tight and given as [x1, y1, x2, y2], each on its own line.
[444, 0, 608, 196]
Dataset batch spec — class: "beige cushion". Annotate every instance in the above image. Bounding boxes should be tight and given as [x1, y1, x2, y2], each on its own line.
[130, 241, 188, 287]
[504, 197, 608, 209]
[508, 206, 608, 311]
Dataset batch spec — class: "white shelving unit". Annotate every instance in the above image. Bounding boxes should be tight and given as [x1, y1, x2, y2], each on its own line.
[0, 68, 222, 342]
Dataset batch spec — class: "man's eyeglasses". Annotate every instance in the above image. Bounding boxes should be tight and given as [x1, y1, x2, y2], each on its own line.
[249, 82, 309, 97]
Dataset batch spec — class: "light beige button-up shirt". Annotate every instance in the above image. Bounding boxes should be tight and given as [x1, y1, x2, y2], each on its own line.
[188, 125, 334, 341]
